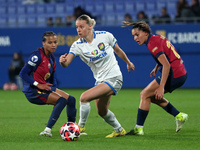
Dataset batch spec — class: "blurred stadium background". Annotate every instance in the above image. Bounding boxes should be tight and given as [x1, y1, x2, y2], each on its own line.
[0, 0, 200, 89]
[1, 0, 200, 27]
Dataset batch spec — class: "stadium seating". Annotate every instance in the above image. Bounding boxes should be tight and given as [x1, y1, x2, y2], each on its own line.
[135, 1, 145, 12]
[65, 3, 74, 15]
[8, 15, 17, 28]
[37, 15, 46, 27]
[26, 5, 36, 14]
[124, 1, 134, 14]
[0, 15, 7, 28]
[0, 5, 7, 14]
[36, 4, 45, 14]
[27, 15, 36, 27]
[8, 5, 17, 14]
[104, 1, 115, 13]
[115, 2, 124, 13]
[55, 4, 65, 15]
[146, 0, 156, 12]
[18, 15, 27, 27]
[17, 5, 26, 15]
[46, 4, 55, 14]
[0, 0, 184, 28]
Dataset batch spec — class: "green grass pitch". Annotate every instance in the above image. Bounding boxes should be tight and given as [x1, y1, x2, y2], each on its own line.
[0, 88, 200, 150]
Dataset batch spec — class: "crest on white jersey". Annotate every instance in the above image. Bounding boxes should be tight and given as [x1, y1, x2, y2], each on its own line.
[98, 43, 105, 51]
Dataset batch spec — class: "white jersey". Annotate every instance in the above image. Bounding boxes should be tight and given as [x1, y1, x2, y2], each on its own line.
[69, 31, 122, 81]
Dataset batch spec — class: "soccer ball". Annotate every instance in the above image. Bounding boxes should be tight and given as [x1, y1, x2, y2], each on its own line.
[60, 122, 80, 141]
[3, 83, 10, 90]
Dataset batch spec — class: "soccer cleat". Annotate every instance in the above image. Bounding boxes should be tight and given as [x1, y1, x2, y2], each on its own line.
[105, 128, 126, 138]
[40, 130, 52, 137]
[125, 127, 144, 136]
[78, 125, 87, 135]
[175, 112, 188, 132]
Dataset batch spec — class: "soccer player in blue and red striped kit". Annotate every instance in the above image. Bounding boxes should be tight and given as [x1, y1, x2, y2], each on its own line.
[123, 21, 188, 135]
[19, 31, 76, 137]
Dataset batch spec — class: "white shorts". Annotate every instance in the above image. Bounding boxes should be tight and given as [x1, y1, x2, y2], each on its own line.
[95, 75, 123, 95]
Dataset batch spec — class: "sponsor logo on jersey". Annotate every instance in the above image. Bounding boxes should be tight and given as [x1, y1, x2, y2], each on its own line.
[90, 51, 107, 62]
[44, 72, 50, 80]
[91, 50, 98, 56]
[48, 63, 51, 69]
[98, 43, 105, 51]
[31, 55, 38, 62]
[28, 61, 36, 66]
[152, 47, 158, 53]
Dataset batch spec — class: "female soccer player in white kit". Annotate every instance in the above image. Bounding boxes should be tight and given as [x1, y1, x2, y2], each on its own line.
[59, 14, 135, 138]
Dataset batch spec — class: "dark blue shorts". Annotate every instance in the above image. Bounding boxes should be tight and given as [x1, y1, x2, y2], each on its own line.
[25, 87, 56, 105]
[156, 73, 187, 93]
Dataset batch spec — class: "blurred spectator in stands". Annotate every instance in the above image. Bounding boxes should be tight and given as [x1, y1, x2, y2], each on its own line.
[175, 0, 188, 18]
[152, 7, 171, 24]
[191, 0, 200, 17]
[175, 0, 195, 22]
[65, 15, 76, 27]
[181, 3, 195, 22]
[3, 52, 24, 90]
[124, 13, 132, 22]
[73, 6, 93, 19]
[160, 7, 171, 24]
[55, 17, 63, 27]
[47, 17, 53, 27]
[137, 11, 149, 23]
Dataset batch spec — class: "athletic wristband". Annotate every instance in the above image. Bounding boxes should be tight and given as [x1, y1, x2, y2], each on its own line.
[33, 81, 39, 86]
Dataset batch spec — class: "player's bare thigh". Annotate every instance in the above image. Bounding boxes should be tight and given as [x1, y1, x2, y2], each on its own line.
[55, 88, 70, 100]
[80, 83, 114, 103]
[46, 89, 69, 105]
[141, 79, 160, 99]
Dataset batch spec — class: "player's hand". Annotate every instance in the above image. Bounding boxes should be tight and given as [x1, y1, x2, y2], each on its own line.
[59, 53, 68, 63]
[150, 69, 156, 77]
[154, 86, 164, 100]
[150, 68, 158, 77]
[37, 83, 53, 91]
[150, 65, 159, 77]
[127, 62, 135, 73]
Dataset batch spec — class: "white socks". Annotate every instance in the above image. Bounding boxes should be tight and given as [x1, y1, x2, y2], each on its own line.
[78, 103, 122, 132]
[135, 125, 143, 128]
[78, 102, 91, 127]
[102, 110, 122, 132]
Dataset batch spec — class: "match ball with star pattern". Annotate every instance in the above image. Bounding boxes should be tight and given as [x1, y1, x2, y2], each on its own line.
[60, 122, 80, 141]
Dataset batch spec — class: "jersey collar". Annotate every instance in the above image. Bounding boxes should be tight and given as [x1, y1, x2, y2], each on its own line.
[145, 34, 152, 46]
[82, 31, 96, 43]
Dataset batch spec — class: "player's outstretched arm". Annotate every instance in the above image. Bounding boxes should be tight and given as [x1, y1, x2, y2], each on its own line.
[59, 53, 75, 68]
[113, 43, 135, 72]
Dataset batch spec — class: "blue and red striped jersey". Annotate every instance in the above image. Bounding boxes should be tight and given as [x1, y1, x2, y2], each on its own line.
[20, 48, 57, 95]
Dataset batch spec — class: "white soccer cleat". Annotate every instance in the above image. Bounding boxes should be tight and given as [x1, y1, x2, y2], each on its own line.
[175, 112, 188, 132]
[40, 130, 52, 137]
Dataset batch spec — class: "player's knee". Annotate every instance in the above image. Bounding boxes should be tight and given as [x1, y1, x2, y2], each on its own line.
[80, 92, 89, 103]
[140, 90, 148, 101]
[68, 95, 76, 107]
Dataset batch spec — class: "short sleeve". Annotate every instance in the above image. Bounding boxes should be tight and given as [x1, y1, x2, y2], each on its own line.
[106, 32, 117, 48]
[26, 51, 41, 71]
[69, 42, 80, 56]
[148, 40, 164, 58]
